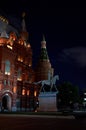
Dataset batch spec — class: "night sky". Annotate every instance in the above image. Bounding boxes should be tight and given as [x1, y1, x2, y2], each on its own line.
[0, 3, 86, 91]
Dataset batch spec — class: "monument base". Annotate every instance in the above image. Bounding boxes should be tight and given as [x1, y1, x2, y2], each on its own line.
[12, 106, 17, 112]
[38, 92, 58, 112]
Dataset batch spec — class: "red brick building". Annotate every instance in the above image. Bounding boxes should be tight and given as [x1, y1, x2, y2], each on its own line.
[0, 15, 39, 112]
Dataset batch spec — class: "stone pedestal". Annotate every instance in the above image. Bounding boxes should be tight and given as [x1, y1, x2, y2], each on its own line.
[12, 106, 17, 112]
[38, 92, 58, 112]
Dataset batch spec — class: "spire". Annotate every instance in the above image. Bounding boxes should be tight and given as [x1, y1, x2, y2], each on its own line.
[40, 35, 49, 61]
[21, 12, 26, 31]
[43, 34, 45, 41]
[0, 25, 9, 38]
[41, 34, 46, 48]
[20, 12, 28, 42]
[0, 30, 9, 38]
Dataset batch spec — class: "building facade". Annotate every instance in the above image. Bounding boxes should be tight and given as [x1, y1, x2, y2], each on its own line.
[0, 13, 54, 112]
[0, 15, 39, 112]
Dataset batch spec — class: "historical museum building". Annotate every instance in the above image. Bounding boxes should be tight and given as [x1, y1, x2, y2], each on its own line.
[0, 14, 54, 112]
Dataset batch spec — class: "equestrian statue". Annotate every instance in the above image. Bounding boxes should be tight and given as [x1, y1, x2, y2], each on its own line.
[33, 74, 59, 92]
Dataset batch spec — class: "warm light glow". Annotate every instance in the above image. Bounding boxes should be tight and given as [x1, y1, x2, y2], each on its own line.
[27, 90, 30, 95]
[17, 78, 22, 81]
[13, 86, 16, 93]
[24, 41, 26, 46]
[20, 58, 23, 62]
[18, 39, 24, 45]
[0, 84, 2, 91]
[29, 64, 31, 67]
[22, 89, 26, 95]
[18, 56, 21, 61]
[18, 56, 23, 62]
[9, 32, 16, 41]
[5, 72, 10, 75]
[0, 38, 7, 44]
[7, 45, 12, 50]
[34, 91, 37, 97]
[0, 44, 2, 46]
[27, 44, 30, 48]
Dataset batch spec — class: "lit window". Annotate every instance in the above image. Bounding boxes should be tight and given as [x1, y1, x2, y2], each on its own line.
[18, 56, 21, 61]
[27, 90, 30, 96]
[7, 45, 12, 50]
[13, 86, 16, 93]
[4, 80, 6, 85]
[29, 64, 31, 67]
[17, 68, 22, 81]
[24, 41, 26, 46]
[34, 91, 37, 97]
[8, 80, 10, 86]
[0, 84, 2, 91]
[22, 89, 25, 95]
[18, 56, 23, 62]
[5, 60, 10, 75]
[27, 44, 30, 48]
[20, 58, 23, 62]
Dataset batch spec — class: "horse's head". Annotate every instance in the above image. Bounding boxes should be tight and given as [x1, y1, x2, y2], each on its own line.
[51, 75, 59, 85]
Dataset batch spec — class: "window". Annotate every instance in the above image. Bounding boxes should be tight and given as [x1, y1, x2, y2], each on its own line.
[27, 90, 30, 96]
[34, 91, 37, 97]
[22, 89, 25, 95]
[8, 80, 10, 86]
[5, 60, 10, 75]
[0, 84, 2, 91]
[4, 80, 6, 86]
[17, 68, 22, 81]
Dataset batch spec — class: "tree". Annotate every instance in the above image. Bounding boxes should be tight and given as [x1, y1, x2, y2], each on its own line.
[57, 81, 79, 109]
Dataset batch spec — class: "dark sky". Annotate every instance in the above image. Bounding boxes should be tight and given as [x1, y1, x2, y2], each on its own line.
[0, 3, 86, 91]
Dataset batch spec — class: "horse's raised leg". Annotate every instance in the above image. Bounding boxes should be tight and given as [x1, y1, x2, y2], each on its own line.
[54, 84, 58, 91]
[41, 82, 45, 92]
[50, 83, 53, 92]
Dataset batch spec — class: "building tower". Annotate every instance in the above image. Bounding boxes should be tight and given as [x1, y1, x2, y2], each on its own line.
[35, 35, 54, 82]
[0, 14, 39, 112]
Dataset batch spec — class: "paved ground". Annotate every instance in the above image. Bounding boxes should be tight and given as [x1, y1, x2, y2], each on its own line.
[0, 114, 86, 130]
[0, 113, 75, 118]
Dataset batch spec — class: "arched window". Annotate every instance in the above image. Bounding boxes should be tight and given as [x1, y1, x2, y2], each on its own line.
[5, 60, 10, 75]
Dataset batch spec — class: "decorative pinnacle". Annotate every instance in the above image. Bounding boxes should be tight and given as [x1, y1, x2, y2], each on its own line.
[22, 12, 26, 31]
[43, 34, 45, 41]
[22, 12, 26, 18]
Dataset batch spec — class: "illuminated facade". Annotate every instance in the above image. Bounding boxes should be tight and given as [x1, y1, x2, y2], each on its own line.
[0, 15, 39, 112]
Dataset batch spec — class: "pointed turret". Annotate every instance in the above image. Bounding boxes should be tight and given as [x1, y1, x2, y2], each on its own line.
[0, 24, 9, 38]
[40, 35, 49, 61]
[0, 30, 9, 38]
[22, 12, 26, 31]
[35, 35, 54, 82]
[20, 12, 28, 42]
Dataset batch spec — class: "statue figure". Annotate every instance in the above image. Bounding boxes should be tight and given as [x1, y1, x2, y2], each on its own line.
[34, 74, 59, 92]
